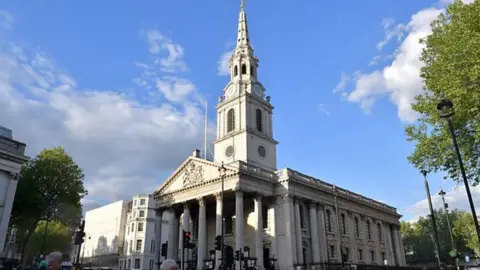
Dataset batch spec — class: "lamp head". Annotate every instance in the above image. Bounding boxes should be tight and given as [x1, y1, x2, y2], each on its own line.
[421, 170, 428, 177]
[438, 189, 446, 196]
[437, 99, 454, 118]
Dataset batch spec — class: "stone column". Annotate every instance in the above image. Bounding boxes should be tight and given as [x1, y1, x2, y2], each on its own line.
[254, 195, 264, 269]
[197, 197, 207, 270]
[348, 214, 357, 263]
[215, 192, 223, 268]
[166, 210, 176, 259]
[181, 204, 191, 265]
[309, 203, 320, 263]
[393, 226, 402, 266]
[384, 224, 394, 266]
[235, 189, 244, 253]
[155, 210, 163, 263]
[317, 206, 328, 262]
[0, 173, 19, 255]
[294, 199, 304, 264]
[395, 227, 406, 266]
[281, 195, 296, 269]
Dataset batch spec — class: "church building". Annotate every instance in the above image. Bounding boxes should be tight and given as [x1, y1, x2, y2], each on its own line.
[152, 3, 406, 270]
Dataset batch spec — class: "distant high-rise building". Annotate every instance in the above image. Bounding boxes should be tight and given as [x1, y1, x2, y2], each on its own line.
[0, 125, 29, 257]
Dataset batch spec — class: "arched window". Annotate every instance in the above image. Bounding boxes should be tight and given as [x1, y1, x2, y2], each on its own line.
[377, 223, 383, 241]
[250, 66, 255, 77]
[367, 220, 372, 240]
[326, 209, 332, 232]
[354, 217, 360, 237]
[341, 213, 347, 235]
[227, 109, 235, 132]
[256, 109, 263, 132]
[241, 64, 247, 74]
[234, 66, 238, 76]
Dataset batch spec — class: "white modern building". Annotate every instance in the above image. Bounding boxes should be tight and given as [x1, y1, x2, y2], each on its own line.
[151, 3, 407, 270]
[80, 194, 157, 270]
[0, 126, 29, 258]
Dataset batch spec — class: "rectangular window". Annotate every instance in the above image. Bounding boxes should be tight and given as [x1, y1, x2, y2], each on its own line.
[134, 259, 141, 269]
[299, 205, 305, 229]
[136, 240, 142, 252]
[370, 250, 375, 262]
[225, 216, 233, 234]
[381, 252, 386, 263]
[329, 245, 335, 258]
[140, 199, 146, 205]
[138, 222, 144, 232]
[139, 210, 145, 218]
[131, 224, 134, 232]
[151, 240, 155, 253]
[358, 249, 363, 261]
[149, 260, 154, 270]
[345, 247, 350, 261]
[129, 240, 133, 252]
[127, 259, 131, 269]
[262, 206, 268, 229]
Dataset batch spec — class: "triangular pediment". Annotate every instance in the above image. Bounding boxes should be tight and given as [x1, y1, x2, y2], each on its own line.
[153, 157, 238, 196]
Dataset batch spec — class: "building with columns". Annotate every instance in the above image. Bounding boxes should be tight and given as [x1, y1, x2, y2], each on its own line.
[0, 126, 29, 258]
[152, 3, 406, 270]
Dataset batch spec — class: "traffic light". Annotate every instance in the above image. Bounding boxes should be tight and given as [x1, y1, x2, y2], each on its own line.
[161, 242, 168, 257]
[214, 235, 221, 251]
[183, 230, 195, 249]
[74, 220, 86, 245]
[234, 250, 240, 261]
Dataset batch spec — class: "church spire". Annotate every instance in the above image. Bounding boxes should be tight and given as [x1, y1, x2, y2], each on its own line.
[236, 0, 251, 48]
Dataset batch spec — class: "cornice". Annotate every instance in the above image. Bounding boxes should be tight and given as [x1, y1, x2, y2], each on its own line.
[0, 151, 30, 164]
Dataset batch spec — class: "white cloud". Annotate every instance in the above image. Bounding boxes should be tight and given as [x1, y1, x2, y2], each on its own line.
[406, 185, 480, 221]
[0, 11, 13, 30]
[317, 104, 331, 117]
[217, 50, 233, 76]
[332, 72, 350, 97]
[156, 77, 197, 103]
[0, 13, 215, 206]
[145, 30, 188, 73]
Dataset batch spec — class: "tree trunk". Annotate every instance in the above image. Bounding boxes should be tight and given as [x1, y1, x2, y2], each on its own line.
[19, 220, 39, 270]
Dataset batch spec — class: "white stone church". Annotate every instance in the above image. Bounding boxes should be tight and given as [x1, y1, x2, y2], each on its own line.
[152, 3, 406, 270]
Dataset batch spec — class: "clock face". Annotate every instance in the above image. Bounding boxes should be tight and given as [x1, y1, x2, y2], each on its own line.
[226, 84, 237, 98]
[258, 145, 266, 158]
[253, 85, 262, 96]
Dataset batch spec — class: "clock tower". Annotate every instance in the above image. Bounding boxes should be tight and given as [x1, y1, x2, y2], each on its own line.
[213, 2, 278, 171]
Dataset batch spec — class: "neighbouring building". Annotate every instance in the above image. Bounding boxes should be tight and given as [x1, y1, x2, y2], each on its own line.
[0, 126, 29, 258]
[151, 3, 407, 270]
[79, 195, 157, 270]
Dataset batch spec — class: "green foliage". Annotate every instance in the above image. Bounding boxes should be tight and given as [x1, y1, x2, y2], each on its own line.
[401, 209, 475, 264]
[406, 0, 480, 184]
[453, 211, 479, 255]
[28, 221, 74, 255]
[10, 147, 86, 255]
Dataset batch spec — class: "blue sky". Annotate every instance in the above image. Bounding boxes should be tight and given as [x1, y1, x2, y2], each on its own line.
[0, 0, 478, 221]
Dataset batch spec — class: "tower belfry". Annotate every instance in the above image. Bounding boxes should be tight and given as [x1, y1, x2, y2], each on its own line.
[213, 1, 278, 171]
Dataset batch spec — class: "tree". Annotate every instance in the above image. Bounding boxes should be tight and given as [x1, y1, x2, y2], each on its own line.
[405, 0, 480, 184]
[10, 147, 86, 264]
[28, 221, 75, 256]
[401, 209, 474, 264]
[453, 212, 479, 255]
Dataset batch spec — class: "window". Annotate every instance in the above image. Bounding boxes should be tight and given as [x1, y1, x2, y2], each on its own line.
[326, 209, 332, 232]
[154, 223, 156, 232]
[131, 224, 134, 232]
[124, 260, 127, 269]
[140, 199, 146, 205]
[127, 225, 129, 235]
[354, 217, 360, 237]
[125, 241, 128, 254]
[381, 252, 386, 263]
[136, 240, 142, 252]
[358, 249, 363, 261]
[234, 66, 238, 76]
[138, 222, 144, 232]
[299, 205, 305, 229]
[250, 66, 255, 77]
[344, 247, 350, 261]
[139, 211, 145, 218]
[150, 260, 154, 270]
[127, 259, 131, 269]
[227, 109, 235, 132]
[370, 250, 375, 262]
[378, 223, 383, 241]
[341, 213, 347, 235]
[225, 216, 233, 234]
[151, 240, 155, 253]
[129, 240, 133, 252]
[329, 245, 335, 258]
[256, 109, 263, 132]
[134, 259, 141, 269]
[262, 206, 268, 229]
[367, 220, 372, 240]
[241, 64, 247, 74]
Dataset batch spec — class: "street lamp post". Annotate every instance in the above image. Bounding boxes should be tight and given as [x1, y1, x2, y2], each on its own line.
[437, 99, 480, 246]
[438, 189, 459, 269]
[421, 170, 442, 269]
[218, 162, 226, 270]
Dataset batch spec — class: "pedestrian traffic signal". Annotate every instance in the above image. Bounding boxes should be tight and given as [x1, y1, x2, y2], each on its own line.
[161, 242, 168, 257]
[234, 250, 240, 261]
[214, 235, 221, 251]
[183, 230, 195, 249]
[74, 220, 86, 245]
